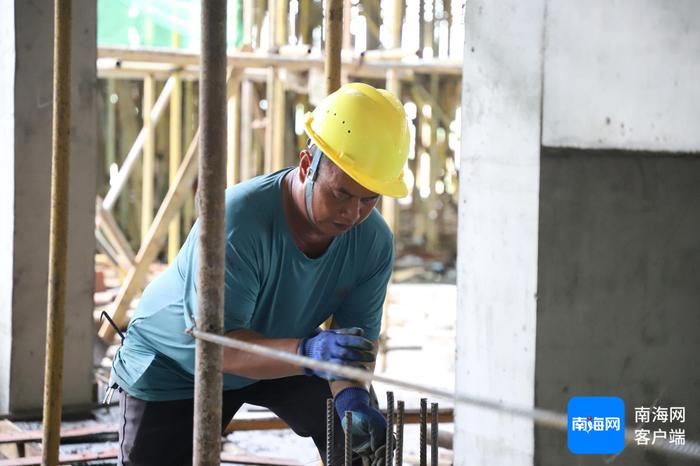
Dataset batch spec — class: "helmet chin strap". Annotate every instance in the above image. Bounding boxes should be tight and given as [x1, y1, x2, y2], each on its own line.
[304, 145, 323, 225]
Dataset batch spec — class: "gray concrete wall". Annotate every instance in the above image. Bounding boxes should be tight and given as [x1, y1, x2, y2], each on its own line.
[535, 149, 700, 466]
[542, 0, 700, 152]
[0, 0, 96, 414]
[457, 0, 700, 464]
[455, 1, 544, 464]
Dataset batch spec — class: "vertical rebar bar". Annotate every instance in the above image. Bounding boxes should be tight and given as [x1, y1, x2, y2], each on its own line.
[344, 411, 353, 466]
[420, 398, 428, 466]
[386, 391, 394, 466]
[324, 0, 343, 94]
[327, 398, 335, 466]
[396, 401, 405, 466]
[193, 1, 227, 465]
[431, 402, 439, 466]
[42, 1, 72, 465]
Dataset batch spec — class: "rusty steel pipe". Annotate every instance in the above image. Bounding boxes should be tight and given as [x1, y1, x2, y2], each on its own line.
[386, 391, 394, 465]
[193, 1, 227, 465]
[419, 398, 427, 466]
[324, 0, 343, 94]
[344, 411, 352, 466]
[327, 398, 335, 466]
[42, 1, 72, 465]
[431, 402, 438, 466]
[395, 401, 405, 466]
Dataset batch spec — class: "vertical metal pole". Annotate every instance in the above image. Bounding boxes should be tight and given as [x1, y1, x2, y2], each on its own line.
[396, 401, 405, 466]
[168, 33, 182, 264]
[324, 0, 343, 94]
[420, 398, 427, 466]
[430, 402, 439, 466]
[167, 69, 182, 264]
[418, 0, 425, 58]
[386, 391, 394, 466]
[141, 74, 155, 243]
[42, 1, 72, 465]
[226, 73, 241, 187]
[381, 0, 403, 236]
[193, 1, 227, 465]
[326, 398, 335, 466]
[344, 411, 353, 466]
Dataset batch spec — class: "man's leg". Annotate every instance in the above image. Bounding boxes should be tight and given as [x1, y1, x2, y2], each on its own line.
[236, 376, 362, 466]
[118, 390, 243, 466]
[118, 391, 195, 466]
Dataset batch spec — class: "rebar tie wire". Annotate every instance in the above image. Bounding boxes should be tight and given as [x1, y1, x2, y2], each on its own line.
[187, 328, 700, 461]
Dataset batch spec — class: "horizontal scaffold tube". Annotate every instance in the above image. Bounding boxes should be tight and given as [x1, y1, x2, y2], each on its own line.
[188, 328, 700, 461]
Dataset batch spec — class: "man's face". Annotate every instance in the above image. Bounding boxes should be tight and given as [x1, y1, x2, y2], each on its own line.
[307, 155, 380, 236]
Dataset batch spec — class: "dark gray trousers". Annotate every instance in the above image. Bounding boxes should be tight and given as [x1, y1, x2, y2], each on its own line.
[118, 375, 359, 465]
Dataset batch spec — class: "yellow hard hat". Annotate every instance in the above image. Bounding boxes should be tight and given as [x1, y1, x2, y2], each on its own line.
[304, 82, 410, 198]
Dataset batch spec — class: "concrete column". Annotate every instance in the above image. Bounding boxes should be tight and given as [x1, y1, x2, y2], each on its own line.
[0, 0, 96, 414]
[455, 1, 545, 465]
[534, 2, 700, 464]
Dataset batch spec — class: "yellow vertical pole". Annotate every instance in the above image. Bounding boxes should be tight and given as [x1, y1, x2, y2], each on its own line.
[141, 74, 155, 243]
[299, 0, 311, 46]
[426, 74, 440, 251]
[265, 0, 287, 172]
[227, 73, 241, 187]
[182, 80, 196, 230]
[341, 0, 352, 84]
[240, 0, 254, 181]
[381, 0, 403, 236]
[379, 0, 403, 372]
[42, 1, 71, 465]
[105, 79, 116, 175]
[168, 34, 182, 264]
[319, 0, 343, 334]
[325, 0, 343, 95]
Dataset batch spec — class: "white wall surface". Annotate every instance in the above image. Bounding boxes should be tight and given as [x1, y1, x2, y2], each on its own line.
[0, 0, 96, 414]
[542, 0, 700, 152]
[0, 0, 17, 412]
[456, 1, 544, 465]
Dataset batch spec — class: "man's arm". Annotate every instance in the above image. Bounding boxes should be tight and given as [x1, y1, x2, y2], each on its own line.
[222, 328, 375, 380]
[222, 329, 304, 379]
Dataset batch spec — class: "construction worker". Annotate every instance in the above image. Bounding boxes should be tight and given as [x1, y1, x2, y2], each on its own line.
[109, 82, 410, 465]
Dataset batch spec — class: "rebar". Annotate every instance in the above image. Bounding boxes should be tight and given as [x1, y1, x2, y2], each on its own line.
[42, 1, 72, 465]
[188, 329, 700, 461]
[396, 401, 405, 466]
[326, 398, 334, 466]
[193, 1, 227, 465]
[386, 391, 394, 466]
[431, 402, 439, 466]
[420, 398, 427, 465]
[344, 411, 352, 466]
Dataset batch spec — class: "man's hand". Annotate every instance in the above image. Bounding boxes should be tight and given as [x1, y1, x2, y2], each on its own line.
[298, 328, 375, 380]
[334, 387, 386, 456]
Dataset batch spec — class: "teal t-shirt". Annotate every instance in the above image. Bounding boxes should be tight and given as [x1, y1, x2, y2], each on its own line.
[111, 168, 394, 401]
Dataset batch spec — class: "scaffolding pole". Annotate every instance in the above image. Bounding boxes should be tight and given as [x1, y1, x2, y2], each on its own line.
[42, 0, 72, 465]
[325, 0, 343, 94]
[193, 0, 227, 464]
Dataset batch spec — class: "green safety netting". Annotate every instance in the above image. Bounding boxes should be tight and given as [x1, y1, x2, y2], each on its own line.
[98, 0, 242, 50]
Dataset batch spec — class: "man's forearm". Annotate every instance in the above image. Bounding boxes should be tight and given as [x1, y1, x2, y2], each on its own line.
[222, 329, 304, 379]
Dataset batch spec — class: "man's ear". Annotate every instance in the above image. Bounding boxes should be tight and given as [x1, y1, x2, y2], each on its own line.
[298, 149, 312, 182]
